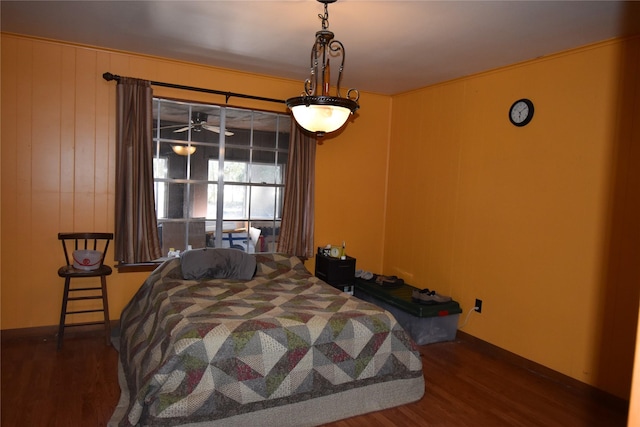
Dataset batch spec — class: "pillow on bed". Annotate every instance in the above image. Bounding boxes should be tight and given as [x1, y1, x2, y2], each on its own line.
[180, 248, 256, 280]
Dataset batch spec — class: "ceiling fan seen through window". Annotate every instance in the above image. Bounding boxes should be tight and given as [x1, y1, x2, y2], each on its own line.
[157, 111, 234, 137]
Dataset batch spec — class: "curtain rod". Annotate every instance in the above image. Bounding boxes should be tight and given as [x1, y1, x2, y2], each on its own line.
[102, 72, 286, 105]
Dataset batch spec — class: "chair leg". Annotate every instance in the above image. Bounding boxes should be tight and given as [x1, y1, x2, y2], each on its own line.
[58, 277, 71, 350]
[101, 275, 111, 346]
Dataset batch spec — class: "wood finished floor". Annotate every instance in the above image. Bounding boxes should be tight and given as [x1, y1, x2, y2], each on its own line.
[1, 330, 628, 427]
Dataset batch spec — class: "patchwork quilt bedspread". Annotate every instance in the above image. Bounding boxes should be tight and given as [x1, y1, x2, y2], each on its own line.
[116, 253, 424, 426]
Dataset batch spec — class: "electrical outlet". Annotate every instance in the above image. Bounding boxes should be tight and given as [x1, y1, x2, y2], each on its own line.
[475, 298, 483, 313]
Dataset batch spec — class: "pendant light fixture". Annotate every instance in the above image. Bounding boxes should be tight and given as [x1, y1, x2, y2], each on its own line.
[172, 145, 196, 156]
[286, 0, 359, 137]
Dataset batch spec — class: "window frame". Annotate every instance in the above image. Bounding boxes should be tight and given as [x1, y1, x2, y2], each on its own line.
[151, 97, 290, 259]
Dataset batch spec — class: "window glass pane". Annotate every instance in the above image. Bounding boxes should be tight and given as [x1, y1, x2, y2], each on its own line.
[225, 108, 253, 147]
[162, 182, 187, 219]
[248, 112, 292, 150]
[153, 101, 190, 137]
[251, 164, 277, 184]
[276, 151, 288, 175]
[252, 220, 281, 253]
[190, 182, 210, 219]
[158, 220, 206, 252]
[205, 220, 216, 247]
[156, 141, 215, 181]
[278, 118, 291, 150]
[250, 151, 280, 184]
[201, 144, 220, 162]
[225, 146, 249, 163]
[223, 184, 248, 219]
[159, 182, 213, 220]
[253, 149, 275, 165]
[193, 107, 223, 143]
[208, 159, 219, 181]
[153, 157, 168, 178]
[253, 112, 278, 149]
[224, 161, 248, 183]
[206, 184, 218, 219]
[160, 142, 190, 180]
[275, 187, 284, 220]
[250, 186, 277, 219]
[188, 151, 208, 181]
[153, 158, 168, 218]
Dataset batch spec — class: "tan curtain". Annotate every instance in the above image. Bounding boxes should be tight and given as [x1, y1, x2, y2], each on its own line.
[277, 124, 317, 259]
[114, 77, 162, 263]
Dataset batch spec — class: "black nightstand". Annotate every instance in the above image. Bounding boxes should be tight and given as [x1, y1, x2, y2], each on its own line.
[315, 254, 356, 295]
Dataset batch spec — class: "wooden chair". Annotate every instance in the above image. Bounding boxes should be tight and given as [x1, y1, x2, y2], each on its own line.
[57, 232, 113, 349]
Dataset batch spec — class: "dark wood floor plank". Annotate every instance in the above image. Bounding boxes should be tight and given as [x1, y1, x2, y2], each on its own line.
[0, 330, 627, 426]
[1, 333, 120, 427]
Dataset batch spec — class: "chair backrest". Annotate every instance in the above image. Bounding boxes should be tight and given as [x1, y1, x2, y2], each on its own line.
[58, 232, 114, 268]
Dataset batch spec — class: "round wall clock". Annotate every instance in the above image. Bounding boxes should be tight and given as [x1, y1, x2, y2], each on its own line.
[509, 98, 534, 127]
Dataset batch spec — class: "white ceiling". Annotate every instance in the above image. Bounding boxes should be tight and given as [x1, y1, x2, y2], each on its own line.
[2, 1, 640, 95]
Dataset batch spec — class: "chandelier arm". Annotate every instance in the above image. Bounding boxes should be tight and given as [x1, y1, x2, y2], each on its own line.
[303, 78, 313, 97]
[308, 41, 319, 96]
[318, 39, 327, 96]
[327, 39, 345, 97]
[320, 42, 330, 96]
[347, 88, 360, 102]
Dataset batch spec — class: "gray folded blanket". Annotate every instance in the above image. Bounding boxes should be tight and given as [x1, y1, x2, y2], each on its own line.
[181, 248, 256, 281]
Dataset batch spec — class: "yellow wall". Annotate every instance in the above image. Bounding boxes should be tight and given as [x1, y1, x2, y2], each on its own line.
[2, 33, 639, 401]
[0, 34, 390, 331]
[313, 95, 392, 274]
[386, 37, 640, 399]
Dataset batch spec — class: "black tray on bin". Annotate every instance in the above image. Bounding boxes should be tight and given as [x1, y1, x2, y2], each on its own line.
[354, 278, 461, 318]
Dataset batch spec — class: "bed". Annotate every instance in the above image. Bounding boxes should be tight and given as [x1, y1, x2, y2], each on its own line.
[109, 251, 425, 427]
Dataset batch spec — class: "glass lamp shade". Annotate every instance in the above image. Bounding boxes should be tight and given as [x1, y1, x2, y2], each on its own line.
[287, 95, 358, 135]
[172, 145, 196, 156]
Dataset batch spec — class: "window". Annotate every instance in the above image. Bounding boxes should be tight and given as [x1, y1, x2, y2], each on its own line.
[153, 157, 168, 219]
[152, 98, 290, 256]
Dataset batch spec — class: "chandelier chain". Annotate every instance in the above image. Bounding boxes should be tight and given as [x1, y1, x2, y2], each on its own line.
[319, 2, 330, 30]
